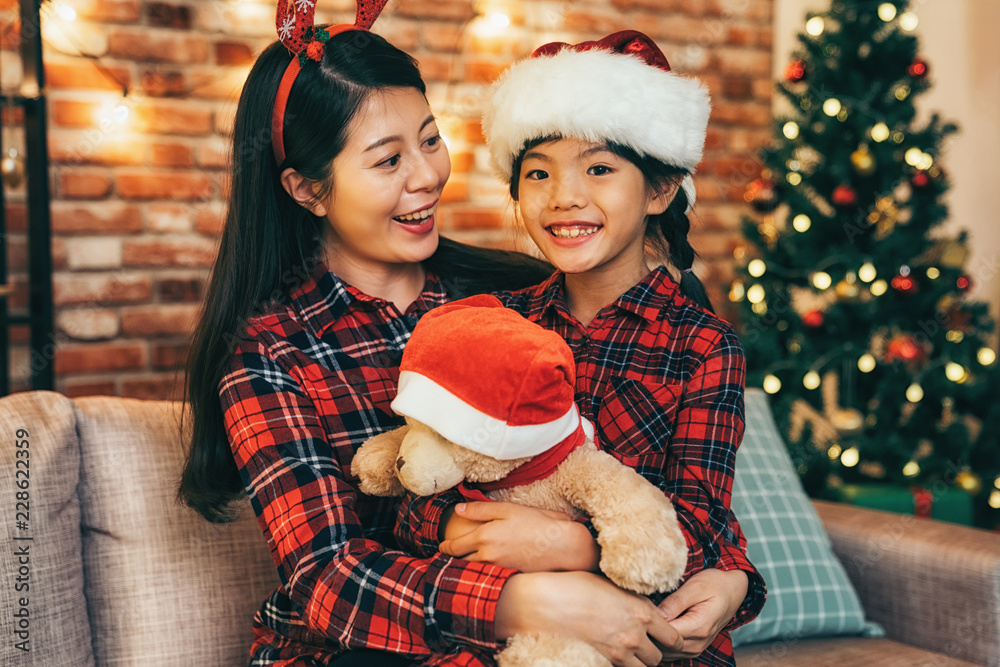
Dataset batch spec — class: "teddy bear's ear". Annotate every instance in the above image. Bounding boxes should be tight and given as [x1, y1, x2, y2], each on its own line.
[352, 426, 408, 496]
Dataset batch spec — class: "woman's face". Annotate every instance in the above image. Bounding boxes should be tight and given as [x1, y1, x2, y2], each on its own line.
[317, 87, 450, 274]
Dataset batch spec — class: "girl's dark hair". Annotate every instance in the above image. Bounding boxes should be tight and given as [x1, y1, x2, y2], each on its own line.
[180, 33, 550, 522]
[509, 137, 714, 314]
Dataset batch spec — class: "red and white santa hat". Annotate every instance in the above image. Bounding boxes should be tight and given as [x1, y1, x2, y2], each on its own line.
[391, 295, 592, 460]
[482, 30, 710, 212]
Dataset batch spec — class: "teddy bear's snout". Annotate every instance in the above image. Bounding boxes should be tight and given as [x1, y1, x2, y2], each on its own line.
[396, 456, 406, 471]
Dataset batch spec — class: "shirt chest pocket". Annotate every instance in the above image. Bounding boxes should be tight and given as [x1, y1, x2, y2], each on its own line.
[596, 377, 684, 458]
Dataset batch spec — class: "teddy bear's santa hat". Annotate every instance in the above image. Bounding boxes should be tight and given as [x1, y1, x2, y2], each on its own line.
[391, 295, 592, 461]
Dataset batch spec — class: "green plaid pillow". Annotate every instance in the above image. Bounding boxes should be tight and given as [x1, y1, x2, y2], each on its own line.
[730, 389, 883, 647]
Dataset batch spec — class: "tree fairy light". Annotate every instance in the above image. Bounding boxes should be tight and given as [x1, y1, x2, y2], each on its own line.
[858, 354, 876, 373]
[899, 12, 919, 31]
[747, 284, 766, 304]
[748, 259, 767, 277]
[792, 214, 811, 232]
[822, 98, 842, 116]
[978, 347, 997, 366]
[763, 374, 782, 394]
[858, 261, 877, 282]
[840, 446, 860, 467]
[945, 362, 968, 383]
[870, 122, 890, 143]
[783, 122, 800, 140]
[906, 382, 924, 402]
[806, 16, 825, 36]
[811, 271, 832, 290]
[803, 370, 821, 389]
[878, 3, 897, 21]
[870, 279, 888, 296]
[903, 461, 920, 477]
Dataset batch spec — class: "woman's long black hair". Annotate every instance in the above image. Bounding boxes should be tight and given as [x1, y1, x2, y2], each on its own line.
[180, 33, 549, 523]
[509, 137, 715, 314]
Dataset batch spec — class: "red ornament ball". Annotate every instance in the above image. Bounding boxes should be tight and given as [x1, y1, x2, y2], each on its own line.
[957, 275, 972, 292]
[832, 184, 858, 207]
[802, 310, 824, 328]
[745, 177, 779, 213]
[785, 60, 806, 83]
[885, 335, 927, 365]
[891, 274, 918, 294]
[912, 170, 931, 188]
[908, 58, 929, 79]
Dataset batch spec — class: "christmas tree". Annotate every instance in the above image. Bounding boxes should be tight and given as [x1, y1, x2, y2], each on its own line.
[733, 0, 1000, 528]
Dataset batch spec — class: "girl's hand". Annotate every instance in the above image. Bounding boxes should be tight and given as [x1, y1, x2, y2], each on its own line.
[655, 568, 749, 658]
[440, 501, 599, 573]
[496, 571, 683, 667]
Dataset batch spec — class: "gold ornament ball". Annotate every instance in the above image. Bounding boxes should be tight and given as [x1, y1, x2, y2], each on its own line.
[831, 408, 865, 435]
[955, 470, 983, 495]
[1, 151, 25, 189]
[851, 147, 876, 176]
[835, 279, 860, 299]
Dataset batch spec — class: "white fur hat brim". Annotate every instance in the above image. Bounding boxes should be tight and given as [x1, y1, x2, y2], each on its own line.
[483, 45, 710, 210]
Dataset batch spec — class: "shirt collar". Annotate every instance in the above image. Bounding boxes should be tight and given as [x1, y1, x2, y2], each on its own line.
[526, 265, 679, 325]
[289, 259, 449, 339]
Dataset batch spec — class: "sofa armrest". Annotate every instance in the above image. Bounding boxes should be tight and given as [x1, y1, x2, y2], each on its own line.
[813, 499, 1000, 666]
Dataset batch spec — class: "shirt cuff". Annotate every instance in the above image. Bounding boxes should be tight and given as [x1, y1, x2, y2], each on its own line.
[426, 556, 518, 650]
[715, 543, 766, 630]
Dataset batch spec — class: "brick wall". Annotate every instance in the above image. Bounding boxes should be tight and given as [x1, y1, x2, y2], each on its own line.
[1, 0, 773, 399]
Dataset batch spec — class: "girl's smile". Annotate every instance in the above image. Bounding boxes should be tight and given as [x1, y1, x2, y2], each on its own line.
[517, 137, 669, 282]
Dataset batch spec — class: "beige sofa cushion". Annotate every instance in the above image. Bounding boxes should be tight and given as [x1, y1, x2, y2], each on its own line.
[0, 391, 94, 667]
[75, 397, 280, 667]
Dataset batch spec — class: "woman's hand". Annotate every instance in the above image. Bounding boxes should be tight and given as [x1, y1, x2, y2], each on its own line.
[656, 568, 749, 659]
[439, 501, 599, 572]
[496, 571, 683, 667]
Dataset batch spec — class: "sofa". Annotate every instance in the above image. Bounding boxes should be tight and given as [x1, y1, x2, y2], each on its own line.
[0, 389, 997, 666]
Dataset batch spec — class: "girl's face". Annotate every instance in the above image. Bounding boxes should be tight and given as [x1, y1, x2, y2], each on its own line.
[317, 87, 450, 273]
[516, 137, 669, 280]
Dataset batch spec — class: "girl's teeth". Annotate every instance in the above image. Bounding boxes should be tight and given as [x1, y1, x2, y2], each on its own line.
[395, 208, 433, 222]
[551, 227, 597, 238]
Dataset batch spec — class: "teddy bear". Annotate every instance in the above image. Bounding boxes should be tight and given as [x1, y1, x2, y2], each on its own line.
[352, 295, 688, 667]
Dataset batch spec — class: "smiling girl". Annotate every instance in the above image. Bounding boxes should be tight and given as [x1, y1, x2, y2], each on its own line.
[397, 31, 766, 667]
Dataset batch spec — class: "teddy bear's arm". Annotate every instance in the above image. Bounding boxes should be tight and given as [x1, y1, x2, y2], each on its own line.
[352, 425, 409, 496]
[554, 445, 688, 595]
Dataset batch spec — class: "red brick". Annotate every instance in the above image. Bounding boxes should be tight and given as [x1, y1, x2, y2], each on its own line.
[53, 272, 153, 306]
[65, 238, 123, 270]
[50, 133, 144, 167]
[58, 171, 113, 199]
[450, 152, 475, 174]
[711, 48, 772, 77]
[710, 101, 771, 127]
[726, 25, 757, 47]
[117, 171, 214, 201]
[151, 142, 195, 168]
[135, 103, 213, 136]
[612, 0, 678, 9]
[394, 0, 474, 21]
[416, 54, 455, 82]
[380, 22, 420, 51]
[121, 303, 200, 337]
[108, 31, 209, 64]
[468, 32, 504, 56]
[51, 202, 143, 235]
[465, 61, 505, 84]
[52, 238, 68, 271]
[421, 23, 465, 52]
[56, 342, 146, 375]
[122, 237, 218, 267]
[713, 155, 760, 179]
[196, 140, 229, 169]
[722, 76, 755, 100]
[152, 342, 190, 370]
[564, 9, 628, 34]
[52, 100, 100, 129]
[185, 68, 251, 101]
[121, 374, 184, 401]
[141, 70, 187, 97]
[656, 15, 728, 44]
[462, 121, 484, 144]
[76, 0, 141, 22]
[45, 61, 131, 91]
[61, 379, 118, 398]
[214, 40, 254, 66]
[5, 204, 26, 233]
[156, 276, 204, 302]
[147, 2, 192, 29]
[441, 178, 468, 203]
[194, 205, 225, 236]
[7, 238, 27, 273]
[447, 207, 503, 230]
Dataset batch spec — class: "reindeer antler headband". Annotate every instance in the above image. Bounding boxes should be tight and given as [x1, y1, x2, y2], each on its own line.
[271, 0, 388, 165]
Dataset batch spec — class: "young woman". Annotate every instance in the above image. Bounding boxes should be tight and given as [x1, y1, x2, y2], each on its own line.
[396, 31, 766, 667]
[179, 4, 692, 665]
